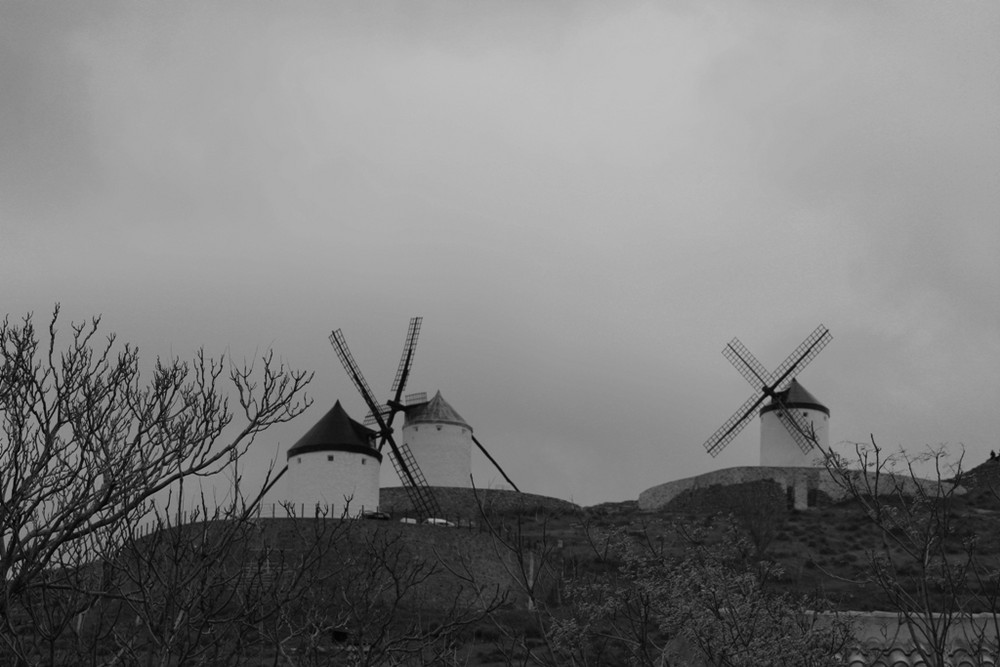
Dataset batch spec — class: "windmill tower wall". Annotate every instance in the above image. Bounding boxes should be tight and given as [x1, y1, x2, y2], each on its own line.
[403, 423, 472, 487]
[285, 401, 382, 517]
[286, 449, 381, 516]
[759, 381, 830, 467]
[402, 391, 474, 488]
[759, 408, 829, 467]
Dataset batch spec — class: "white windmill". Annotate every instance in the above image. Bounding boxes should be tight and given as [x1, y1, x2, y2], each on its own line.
[330, 318, 520, 518]
[703, 325, 832, 467]
[285, 400, 382, 517]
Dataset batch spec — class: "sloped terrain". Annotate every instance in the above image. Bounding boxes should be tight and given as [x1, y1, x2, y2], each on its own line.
[586, 459, 1000, 611]
[489, 457, 1000, 612]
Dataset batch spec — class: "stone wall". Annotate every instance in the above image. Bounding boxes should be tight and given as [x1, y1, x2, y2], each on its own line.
[638, 466, 962, 512]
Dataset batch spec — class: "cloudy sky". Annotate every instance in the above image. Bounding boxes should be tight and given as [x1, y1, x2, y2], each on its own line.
[2, 1, 998, 506]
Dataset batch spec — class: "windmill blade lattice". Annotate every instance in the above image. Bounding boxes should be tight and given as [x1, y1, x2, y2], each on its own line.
[363, 404, 391, 428]
[704, 392, 770, 457]
[330, 329, 386, 428]
[723, 337, 773, 391]
[385, 442, 440, 518]
[703, 324, 831, 458]
[362, 317, 423, 426]
[769, 325, 831, 392]
[330, 322, 441, 519]
[390, 317, 422, 400]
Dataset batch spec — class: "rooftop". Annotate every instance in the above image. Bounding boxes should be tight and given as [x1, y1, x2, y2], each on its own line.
[286, 400, 381, 460]
[760, 378, 829, 416]
[403, 390, 471, 430]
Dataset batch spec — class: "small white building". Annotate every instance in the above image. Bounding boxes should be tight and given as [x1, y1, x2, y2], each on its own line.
[285, 401, 382, 517]
[759, 379, 830, 467]
[401, 391, 473, 488]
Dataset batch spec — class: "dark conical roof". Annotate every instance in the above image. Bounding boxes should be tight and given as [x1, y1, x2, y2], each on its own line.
[759, 379, 829, 416]
[286, 401, 382, 461]
[403, 391, 471, 430]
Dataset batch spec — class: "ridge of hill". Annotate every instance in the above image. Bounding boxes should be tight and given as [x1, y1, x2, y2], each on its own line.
[957, 455, 1000, 491]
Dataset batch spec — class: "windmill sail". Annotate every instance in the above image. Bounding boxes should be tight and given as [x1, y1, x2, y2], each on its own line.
[703, 325, 831, 458]
[330, 321, 442, 519]
[704, 392, 770, 457]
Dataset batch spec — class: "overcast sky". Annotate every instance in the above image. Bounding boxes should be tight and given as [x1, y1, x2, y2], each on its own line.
[2, 1, 998, 506]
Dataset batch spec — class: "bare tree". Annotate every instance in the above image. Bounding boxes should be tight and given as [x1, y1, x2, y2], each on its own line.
[439, 490, 566, 666]
[99, 489, 287, 667]
[466, 499, 851, 667]
[823, 436, 1000, 666]
[1, 307, 521, 666]
[544, 521, 852, 667]
[0, 306, 311, 664]
[253, 511, 506, 667]
[672, 524, 852, 667]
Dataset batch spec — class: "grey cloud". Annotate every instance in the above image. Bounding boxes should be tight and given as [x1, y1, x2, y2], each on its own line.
[1, 1, 997, 505]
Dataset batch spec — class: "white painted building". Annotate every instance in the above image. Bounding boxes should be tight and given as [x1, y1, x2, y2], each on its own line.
[401, 391, 473, 488]
[285, 401, 382, 517]
[759, 379, 830, 467]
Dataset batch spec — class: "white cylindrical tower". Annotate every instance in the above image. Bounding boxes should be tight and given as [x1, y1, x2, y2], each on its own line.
[759, 379, 830, 467]
[285, 401, 382, 517]
[401, 391, 473, 488]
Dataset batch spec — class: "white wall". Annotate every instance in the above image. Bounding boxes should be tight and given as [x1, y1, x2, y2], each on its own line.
[402, 422, 473, 487]
[760, 407, 830, 467]
[285, 449, 381, 517]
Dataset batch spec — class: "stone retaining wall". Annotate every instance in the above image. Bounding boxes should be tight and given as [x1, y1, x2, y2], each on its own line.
[638, 466, 961, 511]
